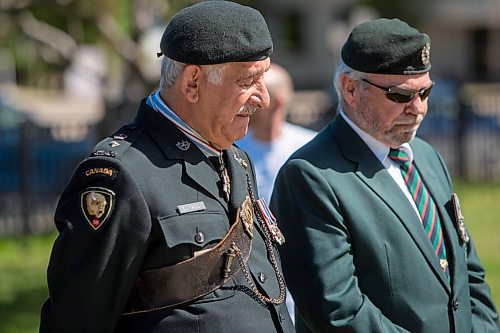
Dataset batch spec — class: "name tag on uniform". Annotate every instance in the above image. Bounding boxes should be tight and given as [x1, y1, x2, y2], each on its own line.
[177, 201, 206, 215]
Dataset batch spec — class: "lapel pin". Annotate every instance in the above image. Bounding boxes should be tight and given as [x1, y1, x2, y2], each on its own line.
[176, 140, 191, 151]
[440, 259, 448, 271]
[109, 140, 120, 147]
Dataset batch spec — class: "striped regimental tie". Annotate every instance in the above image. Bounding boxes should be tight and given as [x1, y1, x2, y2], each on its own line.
[389, 148, 450, 280]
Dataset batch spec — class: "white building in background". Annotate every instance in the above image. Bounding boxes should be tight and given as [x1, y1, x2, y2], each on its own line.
[251, 0, 500, 180]
[254, 0, 500, 89]
[420, 0, 500, 82]
[0, 45, 106, 142]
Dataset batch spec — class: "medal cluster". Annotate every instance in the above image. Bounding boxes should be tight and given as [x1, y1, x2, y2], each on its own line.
[233, 151, 286, 305]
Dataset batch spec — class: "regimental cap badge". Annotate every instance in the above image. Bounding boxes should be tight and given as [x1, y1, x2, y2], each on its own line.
[176, 140, 191, 151]
[421, 41, 431, 66]
[81, 187, 115, 230]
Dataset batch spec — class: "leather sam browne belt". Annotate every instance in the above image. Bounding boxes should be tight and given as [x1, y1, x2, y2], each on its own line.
[123, 196, 254, 315]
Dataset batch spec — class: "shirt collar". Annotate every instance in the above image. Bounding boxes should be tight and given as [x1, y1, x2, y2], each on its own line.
[339, 109, 413, 163]
[147, 90, 221, 157]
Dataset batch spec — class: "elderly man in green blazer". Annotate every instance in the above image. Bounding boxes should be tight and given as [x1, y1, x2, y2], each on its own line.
[271, 18, 499, 332]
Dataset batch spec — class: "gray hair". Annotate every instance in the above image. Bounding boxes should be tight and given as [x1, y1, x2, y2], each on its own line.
[205, 63, 228, 85]
[333, 59, 368, 109]
[159, 57, 187, 90]
[159, 57, 227, 90]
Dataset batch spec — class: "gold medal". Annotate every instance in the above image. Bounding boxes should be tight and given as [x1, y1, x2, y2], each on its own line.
[240, 196, 254, 238]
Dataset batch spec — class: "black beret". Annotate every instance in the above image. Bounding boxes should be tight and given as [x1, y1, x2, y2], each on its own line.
[160, 1, 273, 65]
[341, 18, 431, 75]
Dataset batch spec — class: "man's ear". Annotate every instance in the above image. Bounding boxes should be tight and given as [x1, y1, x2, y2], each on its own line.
[179, 65, 201, 103]
[341, 75, 357, 107]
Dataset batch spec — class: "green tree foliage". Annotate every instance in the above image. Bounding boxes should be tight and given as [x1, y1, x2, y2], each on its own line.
[0, 0, 202, 133]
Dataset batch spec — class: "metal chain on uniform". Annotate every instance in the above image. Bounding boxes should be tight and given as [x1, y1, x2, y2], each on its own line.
[231, 150, 286, 305]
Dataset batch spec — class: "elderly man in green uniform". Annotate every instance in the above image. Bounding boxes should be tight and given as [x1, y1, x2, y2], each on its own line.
[271, 18, 499, 332]
[40, 2, 294, 332]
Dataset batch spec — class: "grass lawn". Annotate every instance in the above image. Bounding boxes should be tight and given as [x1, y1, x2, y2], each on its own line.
[0, 181, 499, 332]
[0, 233, 54, 333]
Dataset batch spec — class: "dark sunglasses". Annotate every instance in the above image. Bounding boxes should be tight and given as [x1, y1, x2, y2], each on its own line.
[361, 79, 435, 103]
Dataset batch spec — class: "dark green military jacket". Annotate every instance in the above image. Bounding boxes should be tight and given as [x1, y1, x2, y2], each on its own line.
[40, 100, 294, 333]
[271, 115, 499, 333]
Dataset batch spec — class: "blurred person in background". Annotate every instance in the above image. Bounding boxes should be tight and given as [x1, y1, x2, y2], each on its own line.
[238, 63, 316, 205]
[237, 63, 316, 323]
[271, 18, 499, 332]
[40, 2, 294, 332]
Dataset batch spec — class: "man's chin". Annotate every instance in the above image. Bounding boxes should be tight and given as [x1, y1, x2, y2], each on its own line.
[231, 133, 248, 145]
[387, 132, 417, 147]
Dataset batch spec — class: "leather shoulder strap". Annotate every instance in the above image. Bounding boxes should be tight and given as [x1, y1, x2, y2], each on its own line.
[123, 196, 254, 314]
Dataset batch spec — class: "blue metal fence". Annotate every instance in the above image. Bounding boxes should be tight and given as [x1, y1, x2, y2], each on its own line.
[0, 120, 95, 235]
[419, 81, 500, 180]
[1, 81, 499, 235]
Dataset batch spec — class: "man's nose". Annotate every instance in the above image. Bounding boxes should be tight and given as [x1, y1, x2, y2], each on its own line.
[249, 79, 270, 109]
[405, 94, 427, 115]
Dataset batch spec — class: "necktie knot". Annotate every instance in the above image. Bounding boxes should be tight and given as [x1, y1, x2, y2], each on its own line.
[388, 148, 411, 169]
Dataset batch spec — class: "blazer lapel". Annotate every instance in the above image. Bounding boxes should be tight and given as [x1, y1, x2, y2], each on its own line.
[135, 101, 228, 209]
[331, 116, 450, 291]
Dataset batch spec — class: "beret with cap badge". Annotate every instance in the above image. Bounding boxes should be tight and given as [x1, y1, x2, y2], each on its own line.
[159, 1, 273, 65]
[341, 18, 431, 75]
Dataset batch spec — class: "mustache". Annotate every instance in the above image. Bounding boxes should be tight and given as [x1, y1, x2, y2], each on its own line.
[237, 105, 259, 116]
[394, 115, 423, 126]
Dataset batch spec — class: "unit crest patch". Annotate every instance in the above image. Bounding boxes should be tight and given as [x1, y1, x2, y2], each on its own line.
[81, 188, 115, 230]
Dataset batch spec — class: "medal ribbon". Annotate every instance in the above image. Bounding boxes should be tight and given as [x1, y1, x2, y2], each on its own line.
[147, 90, 221, 157]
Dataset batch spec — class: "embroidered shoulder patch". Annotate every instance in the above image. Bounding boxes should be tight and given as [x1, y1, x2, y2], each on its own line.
[84, 166, 118, 179]
[80, 188, 115, 230]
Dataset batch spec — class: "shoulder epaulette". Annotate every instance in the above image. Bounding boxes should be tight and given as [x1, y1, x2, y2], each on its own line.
[91, 122, 143, 159]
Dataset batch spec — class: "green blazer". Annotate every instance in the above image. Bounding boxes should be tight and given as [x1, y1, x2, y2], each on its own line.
[40, 100, 294, 333]
[271, 115, 499, 332]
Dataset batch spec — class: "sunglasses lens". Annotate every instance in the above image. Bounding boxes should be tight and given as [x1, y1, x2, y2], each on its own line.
[420, 85, 433, 100]
[386, 84, 434, 103]
[362, 79, 434, 104]
[386, 92, 414, 103]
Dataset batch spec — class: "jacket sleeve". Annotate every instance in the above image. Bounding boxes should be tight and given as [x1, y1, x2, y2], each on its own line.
[40, 156, 151, 333]
[271, 159, 411, 333]
[465, 234, 500, 332]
